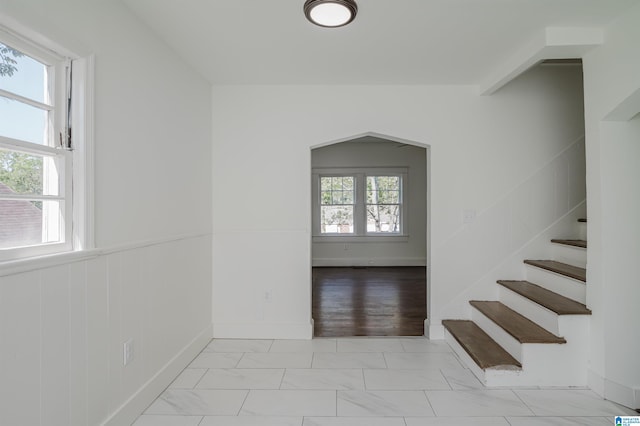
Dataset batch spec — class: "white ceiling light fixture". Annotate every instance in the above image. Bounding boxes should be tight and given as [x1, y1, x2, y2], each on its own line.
[304, 0, 358, 28]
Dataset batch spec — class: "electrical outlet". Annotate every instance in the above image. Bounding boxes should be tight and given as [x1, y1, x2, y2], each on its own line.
[123, 339, 134, 366]
[264, 290, 272, 302]
[462, 209, 477, 224]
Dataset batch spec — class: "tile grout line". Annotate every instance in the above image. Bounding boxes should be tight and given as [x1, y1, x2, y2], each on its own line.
[278, 365, 287, 390]
[191, 368, 208, 389]
[438, 368, 454, 391]
[511, 388, 537, 416]
[234, 352, 245, 369]
[422, 389, 438, 417]
[235, 388, 251, 417]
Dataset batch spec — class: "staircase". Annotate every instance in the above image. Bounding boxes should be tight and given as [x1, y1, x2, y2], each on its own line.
[443, 218, 590, 387]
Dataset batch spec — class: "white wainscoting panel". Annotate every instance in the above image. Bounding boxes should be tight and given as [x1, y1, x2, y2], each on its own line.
[0, 234, 213, 426]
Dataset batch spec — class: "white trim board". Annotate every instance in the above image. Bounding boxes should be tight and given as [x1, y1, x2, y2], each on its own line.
[589, 369, 640, 410]
[312, 257, 426, 267]
[0, 232, 212, 277]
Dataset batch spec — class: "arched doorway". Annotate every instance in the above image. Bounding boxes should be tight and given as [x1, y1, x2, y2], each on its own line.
[310, 133, 431, 337]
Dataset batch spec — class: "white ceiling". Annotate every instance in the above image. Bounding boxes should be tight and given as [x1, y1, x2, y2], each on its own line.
[122, 0, 637, 85]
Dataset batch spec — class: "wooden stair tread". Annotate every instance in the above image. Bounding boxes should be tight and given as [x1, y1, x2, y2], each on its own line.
[443, 320, 521, 370]
[524, 259, 586, 282]
[551, 239, 587, 249]
[470, 301, 567, 344]
[497, 280, 591, 315]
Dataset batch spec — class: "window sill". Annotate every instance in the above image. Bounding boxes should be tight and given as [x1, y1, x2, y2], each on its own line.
[0, 232, 211, 277]
[312, 235, 409, 243]
[0, 248, 99, 277]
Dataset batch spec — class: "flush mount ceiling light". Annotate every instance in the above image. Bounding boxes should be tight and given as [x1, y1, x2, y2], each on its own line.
[304, 0, 358, 28]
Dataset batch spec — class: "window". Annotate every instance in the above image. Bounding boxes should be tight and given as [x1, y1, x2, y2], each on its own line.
[320, 176, 355, 234]
[366, 175, 401, 233]
[0, 27, 91, 261]
[313, 169, 406, 239]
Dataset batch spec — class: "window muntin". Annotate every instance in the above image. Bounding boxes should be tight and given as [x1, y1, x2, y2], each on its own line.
[320, 176, 355, 234]
[366, 175, 401, 233]
[0, 35, 73, 261]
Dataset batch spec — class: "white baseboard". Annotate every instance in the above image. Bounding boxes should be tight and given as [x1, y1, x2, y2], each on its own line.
[102, 323, 213, 426]
[425, 319, 444, 340]
[212, 321, 313, 340]
[312, 257, 426, 267]
[589, 369, 639, 410]
[588, 369, 606, 397]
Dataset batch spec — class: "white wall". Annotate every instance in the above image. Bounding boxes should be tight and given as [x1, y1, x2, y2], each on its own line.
[0, 0, 213, 424]
[0, 236, 212, 426]
[0, 0, 213, 247]
[211, 65, 586, 339]
[582, 2, 640, 409]
[311, 139, 427, 266]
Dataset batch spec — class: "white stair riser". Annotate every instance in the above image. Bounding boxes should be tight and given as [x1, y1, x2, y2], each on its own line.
[498, 286, 560, 335]
[499, 286, 591, 338]
[471, 306, 523, 362]
[518, 316, 590, 386]
[551, 243, 587, 268]
[447, 314, 591, 387]
[507, 343, 589, 386]
[525, 266, 586, 303]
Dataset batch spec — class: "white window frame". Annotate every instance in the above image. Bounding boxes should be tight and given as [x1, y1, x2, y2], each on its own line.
[312, 167, 408, 242]
[0, 24, 93, 263]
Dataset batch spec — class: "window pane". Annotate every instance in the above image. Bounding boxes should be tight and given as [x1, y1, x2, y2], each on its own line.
[332, 191, 348, 204]
[342, 176, 353, 190]
[367, 176, 400, 204]
[0, 199, 42, 248]
[0, 96, 48, 144]
[320, 205, 353, 234]
[320, 176, 332, 191]
[0, 199, 62, 249]
[379, 190, 399, 204]
[320, 190, 331, 205]
[367, 204, 400, 233]
[0, 149, 59, 196]
[320, 176, 354, 206]
[0, 42, 47, 103]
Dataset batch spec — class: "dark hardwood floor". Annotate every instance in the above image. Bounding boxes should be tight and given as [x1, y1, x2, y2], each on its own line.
[312, 266, 427, 337]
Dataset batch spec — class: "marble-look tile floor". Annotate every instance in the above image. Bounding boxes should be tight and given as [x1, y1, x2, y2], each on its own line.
[132, 338, 635, 426]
